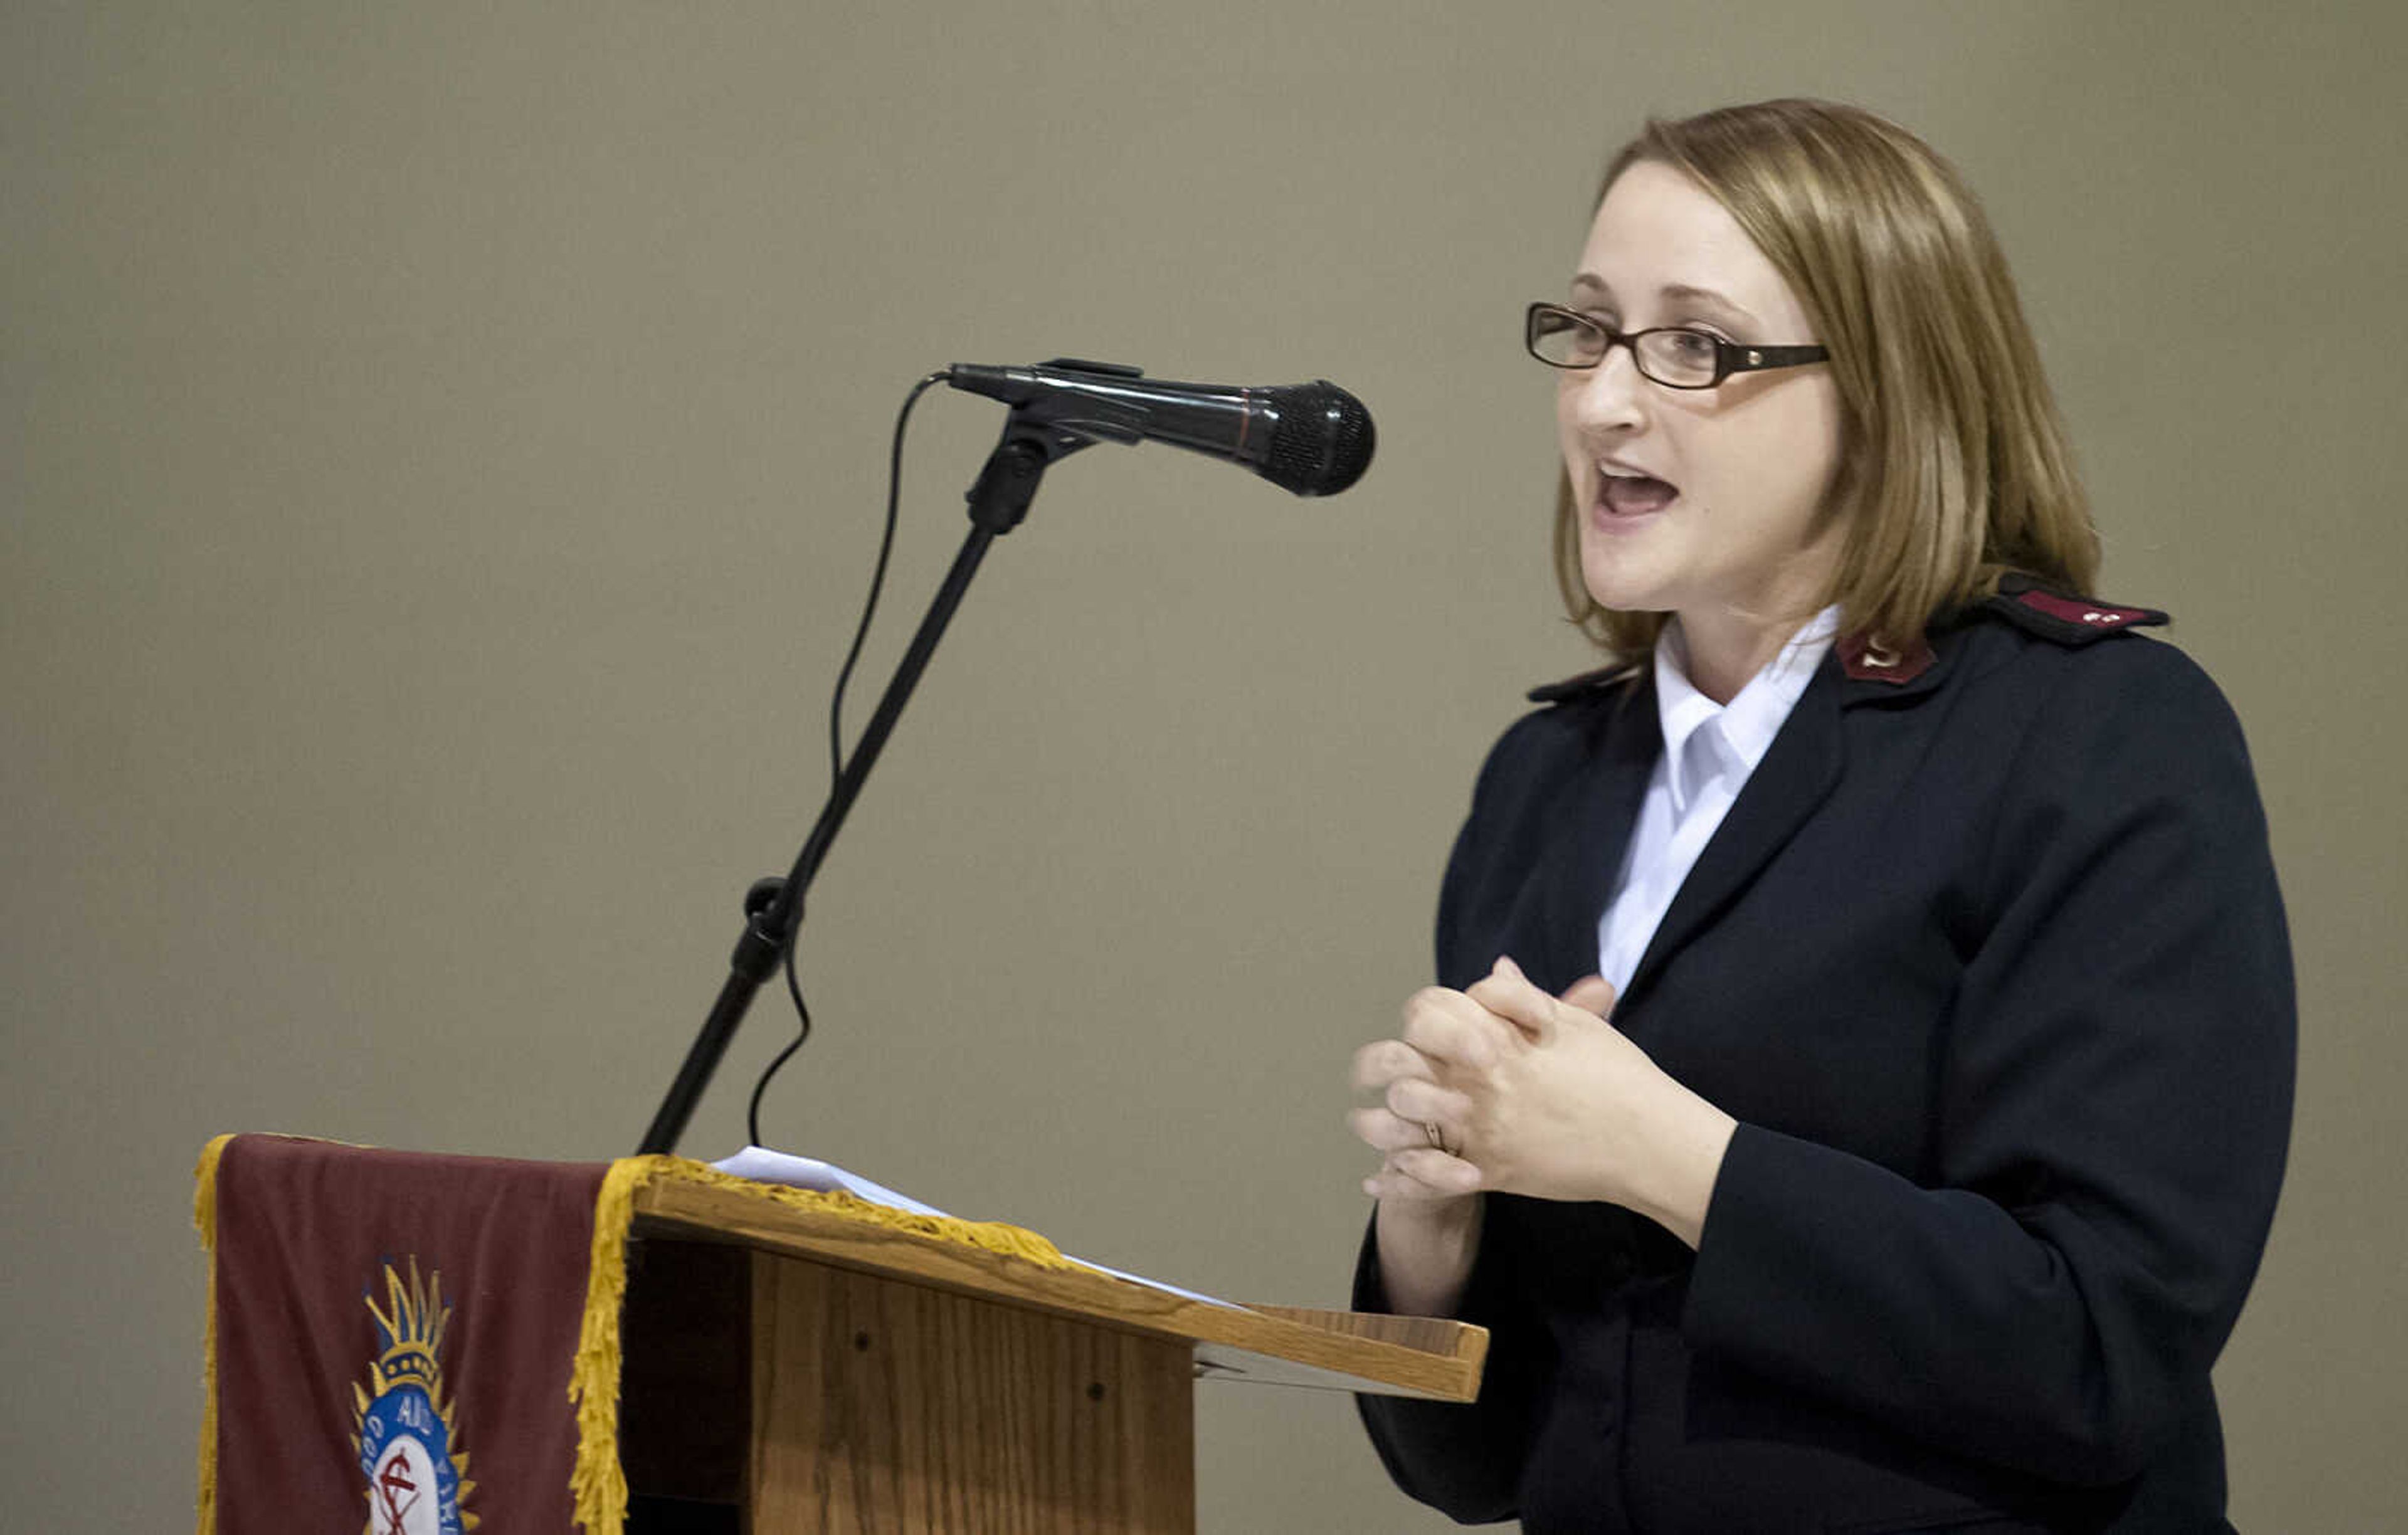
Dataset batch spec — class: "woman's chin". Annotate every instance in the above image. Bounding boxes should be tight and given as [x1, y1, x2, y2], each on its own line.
[1579, 557, 1672, 617]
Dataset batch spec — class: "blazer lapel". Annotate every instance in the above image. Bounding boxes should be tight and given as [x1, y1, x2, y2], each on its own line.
[1527, 682, 1660, 992]
[1619, 660, 1847, 1012]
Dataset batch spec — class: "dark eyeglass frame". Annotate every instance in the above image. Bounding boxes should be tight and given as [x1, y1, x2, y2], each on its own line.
[1524, 302, 1829, 390]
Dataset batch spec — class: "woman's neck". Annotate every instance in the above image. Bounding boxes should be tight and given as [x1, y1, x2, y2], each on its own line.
[1674, 606, 1816, 705]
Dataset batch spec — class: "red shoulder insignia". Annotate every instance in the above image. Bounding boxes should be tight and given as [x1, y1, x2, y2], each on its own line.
[1839, 632, 1936, 684]
[1985, 578, 2170, 645]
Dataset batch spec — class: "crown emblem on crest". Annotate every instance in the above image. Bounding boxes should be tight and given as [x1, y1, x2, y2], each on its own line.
[352, 1258, 478, 1534]
[364, 1260, 446, 1396]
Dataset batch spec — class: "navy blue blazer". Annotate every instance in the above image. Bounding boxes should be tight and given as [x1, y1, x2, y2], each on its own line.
[1356, 589, 2294, 1533]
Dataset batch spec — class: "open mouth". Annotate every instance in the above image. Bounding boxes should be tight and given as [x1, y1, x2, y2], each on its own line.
[1598, 467, 1679, 517]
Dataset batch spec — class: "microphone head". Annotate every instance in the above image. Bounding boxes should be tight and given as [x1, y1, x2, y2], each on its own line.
[1263, 382, 1376, 496]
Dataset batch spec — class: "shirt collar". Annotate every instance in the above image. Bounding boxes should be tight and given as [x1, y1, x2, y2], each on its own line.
[1652, 606, 1841, 811]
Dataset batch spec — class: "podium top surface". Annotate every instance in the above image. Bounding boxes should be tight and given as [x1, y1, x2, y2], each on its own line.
[631, 1177, 1484, 1401]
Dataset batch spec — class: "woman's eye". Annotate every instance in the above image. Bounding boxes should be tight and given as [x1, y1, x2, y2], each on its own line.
[1667, 331, 1719, 361]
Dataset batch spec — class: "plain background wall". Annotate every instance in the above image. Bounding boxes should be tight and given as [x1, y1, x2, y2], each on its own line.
[6, 2, 2402, 1528]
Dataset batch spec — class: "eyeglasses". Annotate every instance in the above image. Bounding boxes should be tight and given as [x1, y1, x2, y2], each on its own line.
[1525, 302, 1829, 390]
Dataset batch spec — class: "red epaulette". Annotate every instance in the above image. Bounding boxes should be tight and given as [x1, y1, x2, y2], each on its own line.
[1982, 574, 2170, 645]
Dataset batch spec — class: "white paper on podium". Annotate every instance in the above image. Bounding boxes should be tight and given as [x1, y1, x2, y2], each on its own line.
[712, 1146, 1243, 1311]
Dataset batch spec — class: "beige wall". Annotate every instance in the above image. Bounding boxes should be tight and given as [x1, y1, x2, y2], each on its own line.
[5, 3, 2400, 1528]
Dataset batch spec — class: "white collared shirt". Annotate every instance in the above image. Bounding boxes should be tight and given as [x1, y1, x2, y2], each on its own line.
[1593, 607, 1841, 993]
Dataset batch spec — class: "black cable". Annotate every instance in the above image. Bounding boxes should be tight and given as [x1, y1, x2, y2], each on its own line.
[745, 369, 950, 1149]
[742, 939, 813, 1150]
[829, 371, 948, 788]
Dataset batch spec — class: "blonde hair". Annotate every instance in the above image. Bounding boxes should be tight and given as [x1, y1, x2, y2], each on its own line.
[1553, 98, 2100, 663]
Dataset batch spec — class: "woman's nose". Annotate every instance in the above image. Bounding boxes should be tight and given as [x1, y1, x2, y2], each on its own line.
[1561, 345, 1647, 432]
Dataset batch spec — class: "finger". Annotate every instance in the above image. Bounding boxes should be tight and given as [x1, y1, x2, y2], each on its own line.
[1347, 1106, 1414, 1153]
[1350, 1037, 1437, 1094]
[1383, 1078, 1474, 1128]
[1361, 1148, 1483, 1200]
[1399, 987, 1502, 1069]
[1349, 1105, 1466, 1154]
[1464, 955, 1562, 1042]
[1560, 974, 1618, 1018]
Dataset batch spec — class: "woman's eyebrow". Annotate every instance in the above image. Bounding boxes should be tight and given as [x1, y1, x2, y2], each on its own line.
[1657, 283, 1760, 327]
[1566, 275, 1762, 329]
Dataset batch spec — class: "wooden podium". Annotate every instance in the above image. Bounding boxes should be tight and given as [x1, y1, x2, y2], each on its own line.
[613, 1176, 1485, 1533]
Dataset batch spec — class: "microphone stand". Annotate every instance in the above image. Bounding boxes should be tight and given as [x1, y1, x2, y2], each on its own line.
[635, 411, 1096, 1156]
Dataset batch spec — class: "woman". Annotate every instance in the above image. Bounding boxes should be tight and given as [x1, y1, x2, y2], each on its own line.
[1348, 100, 2292, 1533]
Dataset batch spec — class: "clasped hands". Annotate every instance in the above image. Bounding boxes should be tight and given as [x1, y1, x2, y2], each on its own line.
[1349, 956, 1736, 1248]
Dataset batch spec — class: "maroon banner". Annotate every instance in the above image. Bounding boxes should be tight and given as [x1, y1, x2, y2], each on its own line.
[203, 1136, 609, 1534]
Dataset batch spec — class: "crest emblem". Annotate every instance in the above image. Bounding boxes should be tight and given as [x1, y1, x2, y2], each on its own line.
[352, 1258, 478, 1534]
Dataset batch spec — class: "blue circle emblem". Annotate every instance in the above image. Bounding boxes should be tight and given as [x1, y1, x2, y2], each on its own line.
[358, 1381, 465, 1535]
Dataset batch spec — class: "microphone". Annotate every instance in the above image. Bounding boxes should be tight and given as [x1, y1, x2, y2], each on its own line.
[946, 357, 1375, 496]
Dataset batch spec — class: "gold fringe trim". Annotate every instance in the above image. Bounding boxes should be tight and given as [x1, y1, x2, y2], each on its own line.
[192, 1134, 236, 1535]
[566, 1155, 1074, 1534]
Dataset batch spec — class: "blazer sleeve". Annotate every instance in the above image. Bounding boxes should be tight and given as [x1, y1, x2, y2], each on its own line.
[1351, 1203, 1545, 1522]
[1680, 636, 2295, 1485]
[1350, 709, 1570, 1522]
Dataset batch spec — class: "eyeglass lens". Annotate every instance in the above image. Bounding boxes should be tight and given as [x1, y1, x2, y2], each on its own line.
[1529, 308, 1719, 387]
